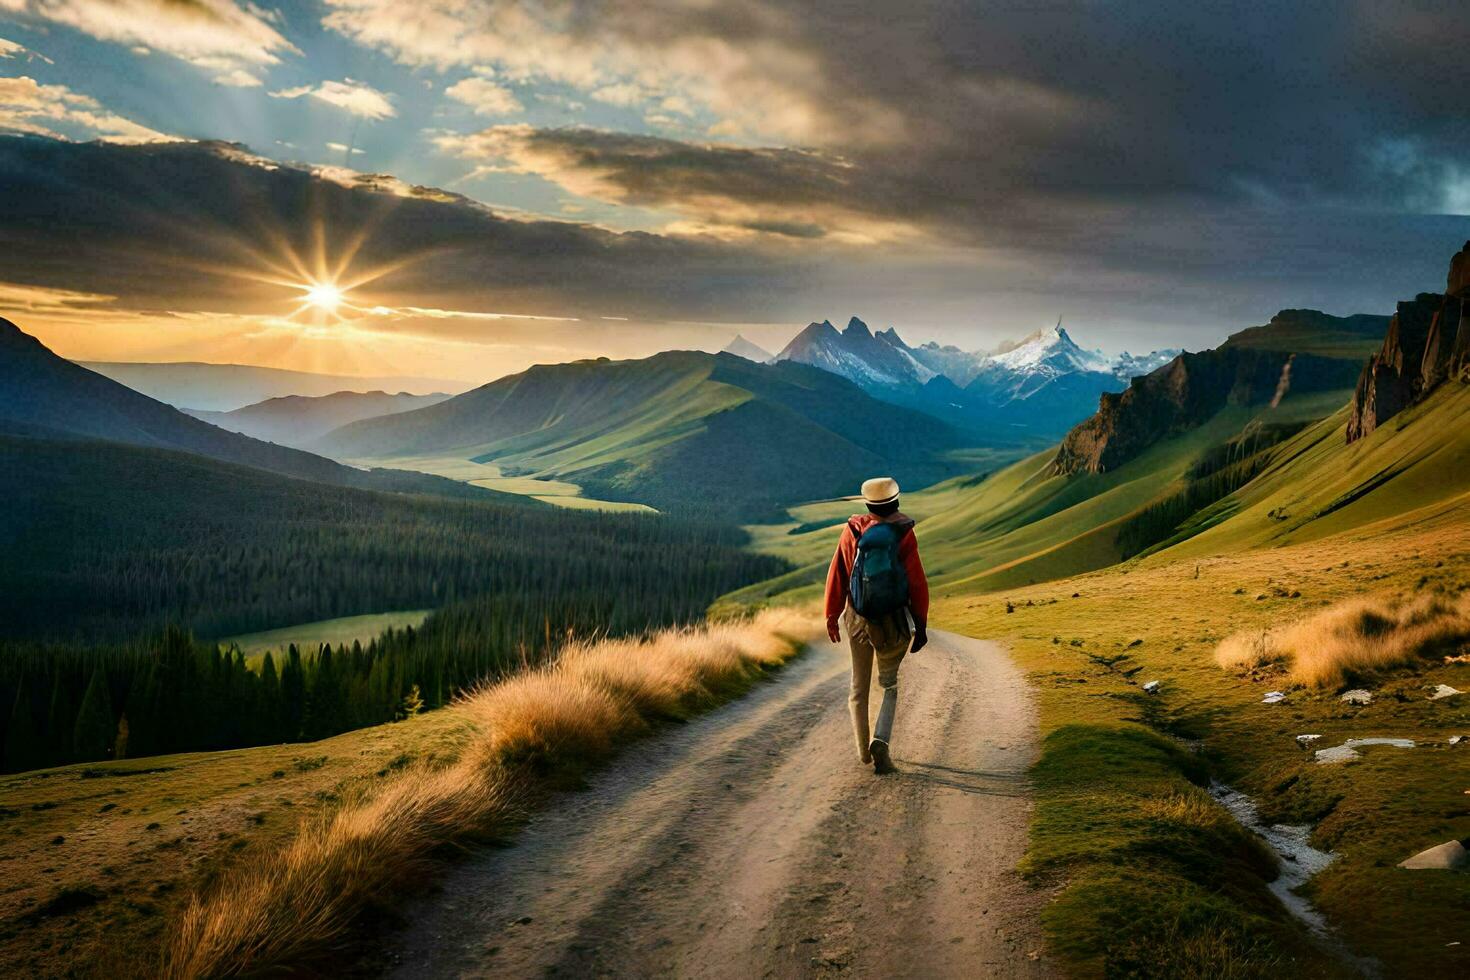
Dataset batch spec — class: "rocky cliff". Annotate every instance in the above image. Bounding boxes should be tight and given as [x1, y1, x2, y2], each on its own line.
[1346, 241, 1470, 442]
[1051, 347, 1360, 474]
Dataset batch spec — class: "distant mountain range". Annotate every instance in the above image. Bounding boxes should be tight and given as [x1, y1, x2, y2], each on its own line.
[314, 350, 968, 519]
[722, 335, 774, 363]
[79, 360, 466, 412]
[185, 391, 452, 450]
[0, 319, 501, 501]
[774, 316, 1180, 437]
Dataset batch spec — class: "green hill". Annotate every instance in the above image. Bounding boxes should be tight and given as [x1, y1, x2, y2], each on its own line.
[1220, 308, 1390, 359]
[0, 318, 496, 501]
[724, 392, 1367, 611]
[722, 252, 1470, 617]
[316, 350, 971, 519]
[0, 432, 782, 642]
[184, 390, 451, 449]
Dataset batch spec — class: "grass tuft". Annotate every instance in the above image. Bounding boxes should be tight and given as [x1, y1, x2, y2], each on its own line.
[1023, 725, 1338, 977]
[161, 609, 818, 979]
[1216, 591, 1470, 688]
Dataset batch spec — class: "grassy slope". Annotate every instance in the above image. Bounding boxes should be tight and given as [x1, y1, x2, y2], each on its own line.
[723, 388, 1353, 612]
[936, 505, 1470, 976]
[924, 382, 1470, 976]
[320, 352, 968, 518]
[2, 614, 819, 978]
[220, 611, 432, 659]
[0, 709, 477, 978]
[719, 368, 1470, 974]
[344, 454, 657, 512]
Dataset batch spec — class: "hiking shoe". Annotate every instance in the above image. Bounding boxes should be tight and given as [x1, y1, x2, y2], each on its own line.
[869, 738, 896, 775]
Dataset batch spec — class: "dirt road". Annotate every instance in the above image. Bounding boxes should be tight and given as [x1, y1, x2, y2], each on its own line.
[389, 629, 1054, 978]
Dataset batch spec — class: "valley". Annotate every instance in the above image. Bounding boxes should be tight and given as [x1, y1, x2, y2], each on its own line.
[4, 228, 1470, 977]
[2, 8, 1465, 977]
[338, 452, 658, 512]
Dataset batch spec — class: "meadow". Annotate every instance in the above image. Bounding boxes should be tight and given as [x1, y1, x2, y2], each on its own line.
[720, 368, 1470, 975]
[222, 611, 432, 661]
[937, 503, 1470, 976]
[0, 613, 818, 978]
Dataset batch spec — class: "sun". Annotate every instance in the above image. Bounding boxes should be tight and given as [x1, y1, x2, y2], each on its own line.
[303, 282, 344, 314]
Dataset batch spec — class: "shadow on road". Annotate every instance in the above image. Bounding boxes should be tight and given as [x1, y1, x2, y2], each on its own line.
[896, 759, 1031, 797]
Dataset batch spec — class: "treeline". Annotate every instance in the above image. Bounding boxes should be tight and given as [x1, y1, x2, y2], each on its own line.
[1, 581, 775, 772]
[0, 436, 782, 641]
[0, 436, 791, 771]
[1114, 430, 1297, 560]
[1183, 419, 1308, 482]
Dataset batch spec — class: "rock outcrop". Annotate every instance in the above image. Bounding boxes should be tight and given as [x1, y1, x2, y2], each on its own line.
[1052, 347, 1361, 475]
[1347, 241, 1470, 442]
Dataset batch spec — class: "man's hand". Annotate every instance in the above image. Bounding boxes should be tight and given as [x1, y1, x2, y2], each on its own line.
[910, 623, 928, 653]
[827, 618, 841, 643]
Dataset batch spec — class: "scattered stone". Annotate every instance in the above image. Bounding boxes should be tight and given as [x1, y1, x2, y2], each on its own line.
[1262, 691, 1287, 704]
[1314, 737, 1416, 764]
[1449, 735, 1465, 746]
[1430, 684, 1463, 700]
[1142, 680, 1160, 694]
[1128, 638, 1143, 647]
[1397, 840, 1468, 871]
[1340, 689, 1374, 705]
[1295, 734, 1323, 749]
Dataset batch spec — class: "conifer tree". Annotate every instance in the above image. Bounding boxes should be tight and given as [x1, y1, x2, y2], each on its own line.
[258, 652, 282, 742]
[46, 668, 76, 767]
[4, 679, 43, 773]
[73, 668, 114, 762]
[396, 684, 424, 720]
[281, 645, 306, 741]
[113, 712, 130, 761]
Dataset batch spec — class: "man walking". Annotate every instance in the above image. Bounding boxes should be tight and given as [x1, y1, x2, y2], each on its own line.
[824, 477, 929, 775]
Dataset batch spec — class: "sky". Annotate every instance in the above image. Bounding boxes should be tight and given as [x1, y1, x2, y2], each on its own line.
[0, 0, 1467, 383]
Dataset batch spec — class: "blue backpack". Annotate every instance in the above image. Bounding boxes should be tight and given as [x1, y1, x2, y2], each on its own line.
[849, 521, 911, 618]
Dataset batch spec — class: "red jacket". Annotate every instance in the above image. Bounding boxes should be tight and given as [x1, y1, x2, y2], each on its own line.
[824, 512, 929, 625]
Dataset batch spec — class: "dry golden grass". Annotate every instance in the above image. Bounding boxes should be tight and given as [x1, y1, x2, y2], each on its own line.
[162, 609, 819, 979]
[1216, 591, 1470, 688]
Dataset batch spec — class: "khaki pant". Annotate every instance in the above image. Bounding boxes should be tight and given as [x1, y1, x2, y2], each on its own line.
[845, 607, 910, 759]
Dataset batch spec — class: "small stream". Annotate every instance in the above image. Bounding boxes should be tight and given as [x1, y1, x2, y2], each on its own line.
[1209, 782, 1337, 933]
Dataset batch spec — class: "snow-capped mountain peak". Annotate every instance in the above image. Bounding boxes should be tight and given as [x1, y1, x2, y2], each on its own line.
[986, 321, 1112, 376]
[775, 317, 935, 387]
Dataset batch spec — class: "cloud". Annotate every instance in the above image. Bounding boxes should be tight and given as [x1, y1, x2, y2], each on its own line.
[0, 278, 114, 315]
[433, 125, 919, 243]
[0, 74, 168, 142]
[0, 136, 815, 327]
[212, 68, 262, 88]
[0, 36, 52, 63]
[0, 0, 295, 76]
[325, 0, 1470, 225]
[444, 75, 521, 116]
[325, 141, 365, 155]
[270, 78, 395, 120]
[320, 0, 854, 142]
[2, 133, 1466, 362]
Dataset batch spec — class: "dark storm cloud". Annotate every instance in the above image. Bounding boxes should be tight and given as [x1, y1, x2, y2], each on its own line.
[415, 0, 1470, 290]
[344, 0, 1470, 216]
[6, 0, 1470, 350]
[436, 126, 890, 239]
[0, 136, 818, 322]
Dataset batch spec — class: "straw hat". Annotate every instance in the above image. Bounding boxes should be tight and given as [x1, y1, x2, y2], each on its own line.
[861, 477, 900, 506]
